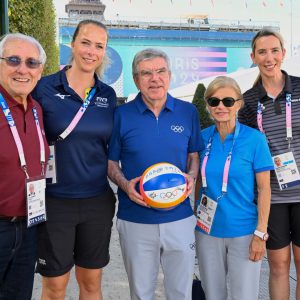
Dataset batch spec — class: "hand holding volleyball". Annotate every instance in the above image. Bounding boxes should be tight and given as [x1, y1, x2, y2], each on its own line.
[139, 162, 188, 209]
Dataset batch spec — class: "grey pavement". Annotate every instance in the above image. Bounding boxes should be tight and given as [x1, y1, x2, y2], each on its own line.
[31, 224, 297, 299]
[31, 187, 297, 299]
[32, 217, 165, 299]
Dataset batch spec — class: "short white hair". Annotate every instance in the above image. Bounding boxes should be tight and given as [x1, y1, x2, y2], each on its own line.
[0, 33, 47, 64]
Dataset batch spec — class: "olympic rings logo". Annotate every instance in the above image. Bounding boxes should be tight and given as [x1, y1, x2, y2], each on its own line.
[159, 187, 185, 199]
[171, 125, 184, 133]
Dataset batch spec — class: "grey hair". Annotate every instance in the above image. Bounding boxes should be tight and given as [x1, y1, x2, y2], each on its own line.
[204, 76, 244, 108]
[0, 33, 47, 64]
[132, 48, 171, 77]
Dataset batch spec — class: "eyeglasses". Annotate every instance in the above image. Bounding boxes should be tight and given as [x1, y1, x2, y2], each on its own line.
[207, 97, 241, 107]
[0, 56, 42, 69]
[138, 67, 169, 79]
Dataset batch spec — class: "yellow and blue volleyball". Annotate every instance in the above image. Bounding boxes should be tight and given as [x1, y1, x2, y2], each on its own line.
[140, 162, 187, 209]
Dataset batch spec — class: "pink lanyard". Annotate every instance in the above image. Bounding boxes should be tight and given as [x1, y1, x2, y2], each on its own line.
[257, 93, 292, 148]
[201, 122, 240, 199]
[0, 93, 45, 178]
[58, 87, 97, 140]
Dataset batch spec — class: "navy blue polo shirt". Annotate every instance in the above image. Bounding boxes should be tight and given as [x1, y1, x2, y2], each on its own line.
[32, 67, 116, 198]
[109, 92, 204, 224]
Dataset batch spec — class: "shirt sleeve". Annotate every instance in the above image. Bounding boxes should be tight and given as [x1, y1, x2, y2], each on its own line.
[253, 132, 274, 173]
[31, 81, 43, 107]
[108, 108, 122, 162]
[238, 108, 247, 126]
[188, 105, 205, 153]
[239, 91, 258, 129]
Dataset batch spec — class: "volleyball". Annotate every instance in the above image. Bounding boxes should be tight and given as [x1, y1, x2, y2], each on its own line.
[140, 162, 187, 209]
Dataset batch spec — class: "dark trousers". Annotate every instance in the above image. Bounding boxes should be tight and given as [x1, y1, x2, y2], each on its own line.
[0, 219, 37, 300]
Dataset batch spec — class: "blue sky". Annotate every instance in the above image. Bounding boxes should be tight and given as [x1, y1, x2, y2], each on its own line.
[54, 0, 300, 57]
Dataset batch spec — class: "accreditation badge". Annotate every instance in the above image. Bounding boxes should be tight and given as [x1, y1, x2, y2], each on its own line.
[196, 194, 217, 234]
[46, 145, 57, 184]
[273, 152, 300, 190]
[26, 177, 46, 227]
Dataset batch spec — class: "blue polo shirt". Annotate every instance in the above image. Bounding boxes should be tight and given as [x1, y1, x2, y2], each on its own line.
[109, 92, 204, 224]
[32, 67, 116, 198]
[196, 123, 274, 238]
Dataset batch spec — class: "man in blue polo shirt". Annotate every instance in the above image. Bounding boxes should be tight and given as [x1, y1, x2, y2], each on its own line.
[108, 48, 204, 300]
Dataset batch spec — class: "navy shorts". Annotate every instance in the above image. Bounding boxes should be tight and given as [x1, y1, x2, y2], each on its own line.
[267, 202, 300, 250]
[36, 188, 116, 277]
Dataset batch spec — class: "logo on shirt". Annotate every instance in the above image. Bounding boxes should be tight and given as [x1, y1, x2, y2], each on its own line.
[95, 97, 109, 108]
[55, 93, 71, 100]
[171, 125, 184, 133]
[38, 258, 46, 266]
[291, 98, 300, 103]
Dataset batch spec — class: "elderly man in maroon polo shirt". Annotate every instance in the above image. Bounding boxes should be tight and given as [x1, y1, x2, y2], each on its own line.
[0, 33, 49, 300]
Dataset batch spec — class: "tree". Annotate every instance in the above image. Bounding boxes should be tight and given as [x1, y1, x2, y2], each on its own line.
[192, 83, 214, 129]
[8, 0, 59, 75]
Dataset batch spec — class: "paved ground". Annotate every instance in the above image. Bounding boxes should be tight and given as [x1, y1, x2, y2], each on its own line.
[31, 188, 297, 299]
[31, 223, 297, 299]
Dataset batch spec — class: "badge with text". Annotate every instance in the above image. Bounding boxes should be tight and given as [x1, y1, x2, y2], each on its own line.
[26, 177, 46, 227]
[46, 145, 57, 184]
[196, 194, 217, 234]
[273, 152, 300, 190]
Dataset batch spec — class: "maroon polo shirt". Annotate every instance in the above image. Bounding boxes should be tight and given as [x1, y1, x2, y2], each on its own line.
[0, 84, 50, 216]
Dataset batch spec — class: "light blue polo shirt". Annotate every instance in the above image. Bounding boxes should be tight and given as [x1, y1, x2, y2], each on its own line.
[196, 122, 274, 238]
[109, 92, 204, 224]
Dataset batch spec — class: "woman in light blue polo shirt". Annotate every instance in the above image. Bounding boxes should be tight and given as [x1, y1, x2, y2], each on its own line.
[195, 76, 273, 300]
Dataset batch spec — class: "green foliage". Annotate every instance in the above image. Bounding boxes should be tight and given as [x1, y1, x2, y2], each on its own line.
[8, 0, 59, 75]
[192, 83, 214, 129]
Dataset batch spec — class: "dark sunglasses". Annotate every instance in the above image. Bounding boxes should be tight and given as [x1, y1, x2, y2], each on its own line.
[207, 97, 241, 107]
[0, 56, 42, 69]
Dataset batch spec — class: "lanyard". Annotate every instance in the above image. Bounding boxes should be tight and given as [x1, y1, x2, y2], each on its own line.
[0, 93, 45, 178]
[58, 87, 97, 140]
[257, 93, 292, 148]
[201, 122, 240, 199]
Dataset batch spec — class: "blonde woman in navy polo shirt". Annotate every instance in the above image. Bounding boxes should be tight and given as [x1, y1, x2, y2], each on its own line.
[195, 76, 273, 300]
[32, 20, 117, 299]
[239, 29, 300, 300]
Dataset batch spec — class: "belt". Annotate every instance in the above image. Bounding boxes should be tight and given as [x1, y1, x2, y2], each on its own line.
[0, 216, 26, 222]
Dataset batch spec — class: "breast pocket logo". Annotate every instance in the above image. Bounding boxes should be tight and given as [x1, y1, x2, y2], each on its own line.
[171, 125, 184, 133]
[95, 97, 109, 108]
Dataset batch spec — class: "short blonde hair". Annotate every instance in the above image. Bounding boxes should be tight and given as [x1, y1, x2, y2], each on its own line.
[204, 76, 244, 108]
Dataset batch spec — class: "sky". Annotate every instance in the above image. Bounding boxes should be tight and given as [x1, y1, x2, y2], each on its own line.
[54, 0, 300, 57]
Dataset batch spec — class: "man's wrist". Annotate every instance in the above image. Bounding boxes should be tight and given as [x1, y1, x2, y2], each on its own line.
[188, 171, 196, 181]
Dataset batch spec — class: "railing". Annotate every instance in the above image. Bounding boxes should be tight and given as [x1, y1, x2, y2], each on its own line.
[68, 0, 103, 4]
[58, 16, 279, 33]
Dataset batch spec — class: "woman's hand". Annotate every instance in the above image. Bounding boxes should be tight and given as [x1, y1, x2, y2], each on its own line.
[183, 173, 196, 197]
[249, 235, 266, 262]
